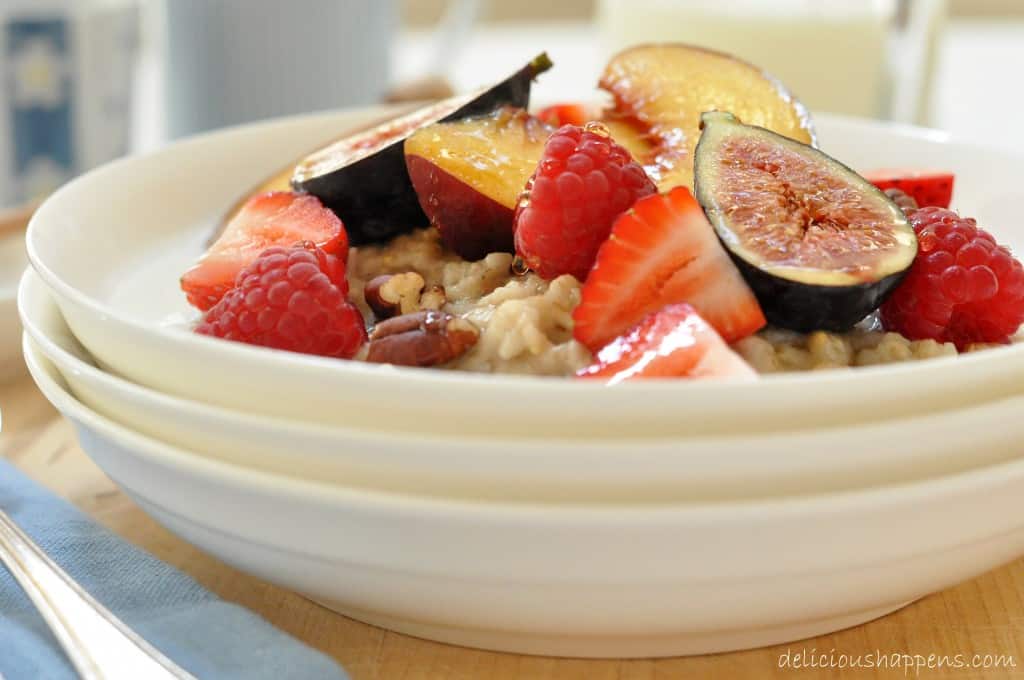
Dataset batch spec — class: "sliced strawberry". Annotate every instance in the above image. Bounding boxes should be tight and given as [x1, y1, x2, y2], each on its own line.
[862, 168, 954, 208]
[578, 303, 756, 382]
[573, 186, 766, 351]
[182, 191, 346, 311]
[535, 103, 598, 127]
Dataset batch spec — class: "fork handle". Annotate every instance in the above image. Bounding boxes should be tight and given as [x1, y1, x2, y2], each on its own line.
[0, 509, 195, 680]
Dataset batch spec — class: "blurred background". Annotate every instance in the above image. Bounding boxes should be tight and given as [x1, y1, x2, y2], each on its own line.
[0, 0, 1021, 209]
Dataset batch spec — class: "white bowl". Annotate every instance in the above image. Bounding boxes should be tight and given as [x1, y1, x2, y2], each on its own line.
[24, 107, 1024, 438]
[0, 232, 27, 380]
[23, 334, 1024, 658]
[21, 268, 1024, 502]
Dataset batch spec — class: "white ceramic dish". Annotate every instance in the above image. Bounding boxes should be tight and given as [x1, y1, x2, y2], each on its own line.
[25, 107, 1024, 438]
[23, 335, 1024, 657]
[0, 232, 27, 380]
[21, 268, 1024, 502]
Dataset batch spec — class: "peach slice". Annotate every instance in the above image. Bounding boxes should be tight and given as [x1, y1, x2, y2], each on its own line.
[405, 108, 552, 261]
[294, 54, 553, 245]
[601, 116, 654, 169]
[600, 44, 815, 191]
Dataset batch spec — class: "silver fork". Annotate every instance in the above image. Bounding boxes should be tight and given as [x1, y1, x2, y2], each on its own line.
[0, 508, 196, 680]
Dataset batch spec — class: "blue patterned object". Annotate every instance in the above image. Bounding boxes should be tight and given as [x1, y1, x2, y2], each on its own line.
[5, 16, 75, 204]
[0, 459, 349, 680]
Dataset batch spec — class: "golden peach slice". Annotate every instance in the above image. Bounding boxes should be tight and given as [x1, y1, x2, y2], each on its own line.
[405, 108, 553, 261]
[600, 44, 815, 191]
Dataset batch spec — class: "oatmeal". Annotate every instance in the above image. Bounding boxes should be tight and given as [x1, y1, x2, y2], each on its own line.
[347, 228, 1019, 376]
[450, 274, 591, 375]
[350, 228, 591, 375]
[733, 329, 957, 373]
[185, 49, 1024, 379]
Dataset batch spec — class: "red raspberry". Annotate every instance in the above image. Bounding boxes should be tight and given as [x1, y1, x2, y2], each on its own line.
[514, 123, 656, 281]
[196, 242, 367, 358]
[881, 207, 1024, 349]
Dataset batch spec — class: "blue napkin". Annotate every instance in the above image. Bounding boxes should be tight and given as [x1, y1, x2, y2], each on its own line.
[0, 459, 348, 680]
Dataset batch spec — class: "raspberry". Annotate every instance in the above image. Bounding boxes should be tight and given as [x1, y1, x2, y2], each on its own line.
[881, 207, 1024, 349]
[514, 122, 657, 281]
[196, 242, 367, 358]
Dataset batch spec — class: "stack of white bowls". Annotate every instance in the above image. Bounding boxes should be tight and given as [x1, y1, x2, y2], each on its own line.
[17, 106, 1024, 658]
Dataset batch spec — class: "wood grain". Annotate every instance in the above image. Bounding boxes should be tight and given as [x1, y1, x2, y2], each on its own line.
[3, 373, 1024, 678]
[0, 202, 37, 241]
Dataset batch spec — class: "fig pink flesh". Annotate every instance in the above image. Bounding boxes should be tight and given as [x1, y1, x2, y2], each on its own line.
[713, 135, 903, 280]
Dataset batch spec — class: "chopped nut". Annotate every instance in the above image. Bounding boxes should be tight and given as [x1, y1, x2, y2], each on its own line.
[366, 310, 479, 367]
[420, 285, 447, 310]
[364, 272, 426, 319]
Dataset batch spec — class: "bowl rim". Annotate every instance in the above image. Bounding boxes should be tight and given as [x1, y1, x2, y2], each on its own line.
[23, 265, 1024, 467]
[23, 106, 1024, 397]
[21, 266, 767, 450]
[22, 329, 1024, 522]
[26, 265, 1024, 512]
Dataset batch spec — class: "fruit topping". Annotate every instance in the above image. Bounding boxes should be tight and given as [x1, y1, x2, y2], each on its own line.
[182, 191, 347, 311]
[366, 310, 479, 367]
[599, 44, 815, 191]
[535, 104, 656, 169]
[514, 122, 657, 281]
[694, 111, 917, 332]
[880, 207, 1024, 348]
[219, 164, 294, 241]
[863, 169, 954, 209]
[599, 115, 655, 164]
[578, 303, 756, 382]
[196, 243, 366, 358]
[536, 102, 597, 127]
[572, 186, 766, 351]
[292, 53, 552, 245]
[405, 108, 553, 261]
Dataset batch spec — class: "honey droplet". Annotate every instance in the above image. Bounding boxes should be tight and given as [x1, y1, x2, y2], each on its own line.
[517, 189, 531, 210]
[583, 121, 610, 138]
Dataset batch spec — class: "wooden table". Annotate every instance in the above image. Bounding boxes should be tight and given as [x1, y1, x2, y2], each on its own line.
[3, 374, 1024, 679]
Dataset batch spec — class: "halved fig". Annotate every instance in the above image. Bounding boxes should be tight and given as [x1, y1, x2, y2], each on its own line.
[405, 108, 552, 261]
[209, 105, 422, 246]
[292, 53, 552, 245]
[693, 112, 917, 332]
[600, 44, 815, 191]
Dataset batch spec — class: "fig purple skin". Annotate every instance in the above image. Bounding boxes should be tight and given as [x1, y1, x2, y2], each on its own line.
[292, 53, 552, 246]
[723, 260, 910, 332]
[693, 111, 917, 332]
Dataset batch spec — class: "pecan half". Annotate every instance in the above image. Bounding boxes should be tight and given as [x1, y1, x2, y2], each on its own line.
[366, 310, 478, 367]
[364, 272, 426, 319]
